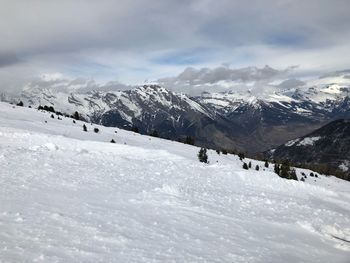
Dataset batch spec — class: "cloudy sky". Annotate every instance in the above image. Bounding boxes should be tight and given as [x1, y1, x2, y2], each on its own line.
[1, 0, 350, 93]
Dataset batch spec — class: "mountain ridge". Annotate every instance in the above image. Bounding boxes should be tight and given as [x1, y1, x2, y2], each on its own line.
[269, 118, 350, 179]
[4, 71, 350, 153]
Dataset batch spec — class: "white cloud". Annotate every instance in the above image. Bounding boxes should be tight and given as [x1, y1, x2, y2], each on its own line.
[0, 0, 350, 93]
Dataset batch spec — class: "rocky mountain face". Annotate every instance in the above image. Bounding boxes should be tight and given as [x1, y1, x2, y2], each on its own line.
[17, 85, 244, 150]
[268, 119, 350, 179]
[7, 72, 350, 153]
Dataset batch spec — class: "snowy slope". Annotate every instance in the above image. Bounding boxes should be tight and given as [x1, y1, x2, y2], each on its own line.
[0, 102, 350, 262]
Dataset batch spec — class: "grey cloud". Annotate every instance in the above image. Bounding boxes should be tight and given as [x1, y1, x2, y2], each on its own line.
[0, 0, 350, 93]
[157, 65, 295, 95]
[319, 69, 350, 79]
[160, 65, 291, 85]
[1, 0, 350, 58]
[21, 75, 132, 95]
[277, 79, 306, 89]
[0, 53, 21, 68]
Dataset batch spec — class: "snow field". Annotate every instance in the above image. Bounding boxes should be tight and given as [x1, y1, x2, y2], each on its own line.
[0, 102, 349, 262]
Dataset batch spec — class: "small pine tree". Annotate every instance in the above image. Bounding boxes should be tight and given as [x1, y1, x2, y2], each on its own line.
[50, 114, 54, 119]
[280, 160, 290, 179]
[222, 149, 228, 155]
[216, 149, 220, 155]
[248, 161, 252, 168]
[238, 152, 245, 160]
[16, 101, 24, 107]
[274, 163, 280, 175]
[73, 120, 76, 124]
[74, 111, 80, 120]
[83, 124, 87, 132]
[255, 165, 259, 171]
[110, 139, 116, 143]
[43, 105, 55, 113]
[198, 148, 208, 163]
[289, 169, 298, 181]
[300, 177, 305, 182]
[243, 162, 249, 170]
[264, 160, 269, 168]
[94, 128, 99, 133]
[310, 172, 314, 177]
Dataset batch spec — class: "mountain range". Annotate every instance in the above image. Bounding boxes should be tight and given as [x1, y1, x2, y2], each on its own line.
[3, 69, 350, 154]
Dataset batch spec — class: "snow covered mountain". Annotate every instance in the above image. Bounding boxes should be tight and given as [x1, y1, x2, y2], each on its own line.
[18, 84, 242, 150]
[6, 70, 350, 153]
[0, 101, 350, 262]
[269, 119, 350, 180]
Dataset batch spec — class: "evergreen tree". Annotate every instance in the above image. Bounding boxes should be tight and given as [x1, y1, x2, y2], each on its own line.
[50, 114, 54, 119]
[74, 111, 80, 120]
[222, 149, 228, 155]
[243, 162, 249, 170]
[16, 101, 24, 107]
[276, 160, 298, 181]
[280, 160, 291, 179]
[83, 124, 87, 132]
[216, 149, 220, 155]
[238, 152, 245, 160]
[274, 163, 280, 175]
[110, 139, 116, 143]
[289, 169, 298, 181]
[255, 165, 259, 171]
[43, 105, 55, 113]
[264, 160, 269, 168]
[248, 161, 252, 168]
[198, 148, 208, 163]
[94, 128, 99, 133]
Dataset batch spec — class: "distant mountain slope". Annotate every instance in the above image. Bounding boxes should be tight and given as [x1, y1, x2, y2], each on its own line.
[5, 71, 350, 153]
[270, 119, 350, 179]
[18, 85, 244, 150]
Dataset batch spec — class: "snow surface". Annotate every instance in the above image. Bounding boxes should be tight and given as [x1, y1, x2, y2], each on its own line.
[285, 139, 299, 147]
[284, 136, 322, 147]
[297, 136, 322, 146]
[0, 102, 350, 262]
